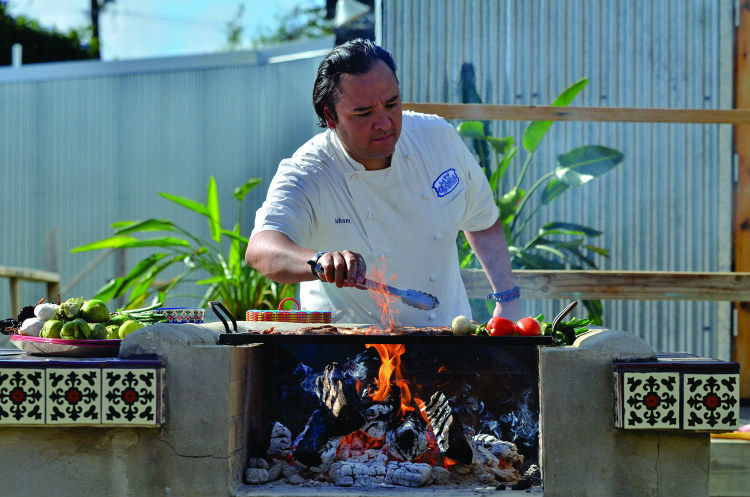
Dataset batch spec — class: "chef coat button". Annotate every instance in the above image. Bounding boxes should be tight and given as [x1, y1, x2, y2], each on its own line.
[404, 153, 411, 160]
[367, 212, 374, 219]
[433, 233, 442, 240]
[351, 173, 358, 180]
[422, 192, 430, 199]
[429, 274, 437, 281]
[429, 313, 436, 320]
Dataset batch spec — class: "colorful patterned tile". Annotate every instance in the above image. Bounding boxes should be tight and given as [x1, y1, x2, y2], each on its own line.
[622, 372, 680, 429]
[0, 369, 45, 424]
[683, 374, 739, 431]
[45, 369, 101, 424]
[102, 368, 161, 426]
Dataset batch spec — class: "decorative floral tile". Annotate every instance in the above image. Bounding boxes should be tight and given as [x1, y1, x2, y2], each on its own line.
[0, 369, 45, 424]
[622, 372, 680, 429]
[683, 374, 739, 430]
[45, 369, 101, 424]
[102, 369, 160, 426]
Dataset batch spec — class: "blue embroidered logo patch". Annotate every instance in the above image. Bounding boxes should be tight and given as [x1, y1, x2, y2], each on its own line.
[432, 168, 459, 197]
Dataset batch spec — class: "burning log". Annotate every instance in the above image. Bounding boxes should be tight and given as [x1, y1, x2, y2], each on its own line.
[314, 363, 366, 435]
[292, 409, 341, 473]
[361, 403, 396, 439]
[423, 391, 473, 464]
[266, 422, 292, 460]
[386, 412, 428, 461]
[384, 461, 432, 487]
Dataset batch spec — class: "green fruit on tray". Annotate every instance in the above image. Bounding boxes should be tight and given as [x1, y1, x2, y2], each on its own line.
[60, 321, 79, 339]
[82, 299, 110, 323]
[41, 319, 63, 338]
[88, 322, 108, 340]
[109, 314, 128, 326]
[118, 320, 145, 339]
[59, 297, 85, 320]
[105, 325, 120, 340]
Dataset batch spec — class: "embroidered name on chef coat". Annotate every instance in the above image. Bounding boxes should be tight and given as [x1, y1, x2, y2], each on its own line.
[432, 168, 459, 197]
[335, 217, 351, 224]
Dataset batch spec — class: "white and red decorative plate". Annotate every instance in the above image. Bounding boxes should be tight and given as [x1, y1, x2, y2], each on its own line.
[9, 335, 121, 358]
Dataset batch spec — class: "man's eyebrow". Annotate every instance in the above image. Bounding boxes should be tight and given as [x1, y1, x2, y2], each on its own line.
[352, 94, 401, 113]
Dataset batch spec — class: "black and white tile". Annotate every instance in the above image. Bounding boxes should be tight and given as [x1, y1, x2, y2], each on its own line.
[683, 374, 739, 430]
[0, 369, 45, 424]
[102, 369, 160, 426]
[45, 368, 101, 424]
[622, 372, 680, 429]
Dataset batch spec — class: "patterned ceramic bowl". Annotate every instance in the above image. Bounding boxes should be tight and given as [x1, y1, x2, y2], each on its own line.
[154, 307, 205, 324]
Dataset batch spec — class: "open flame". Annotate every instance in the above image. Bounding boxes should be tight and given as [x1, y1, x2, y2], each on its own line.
[367, 259, 400, 329]
[365, 343, 429, 421]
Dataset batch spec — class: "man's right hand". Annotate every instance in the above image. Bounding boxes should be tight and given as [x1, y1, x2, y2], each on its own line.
[315, 250, 367, 288]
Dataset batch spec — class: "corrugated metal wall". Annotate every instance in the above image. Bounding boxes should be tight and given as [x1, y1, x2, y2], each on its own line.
[379, 0, 734, 359]
[0, 43, 330, 333]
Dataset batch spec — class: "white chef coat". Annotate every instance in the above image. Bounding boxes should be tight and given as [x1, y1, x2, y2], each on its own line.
[252, 111, 499, 326]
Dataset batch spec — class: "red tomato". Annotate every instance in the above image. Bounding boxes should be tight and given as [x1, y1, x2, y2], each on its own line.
[487, 316, 515, 336]
[515, 317, 541, 336]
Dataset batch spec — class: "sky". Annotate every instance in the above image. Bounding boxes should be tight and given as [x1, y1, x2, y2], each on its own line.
[7, 0, 321, 60]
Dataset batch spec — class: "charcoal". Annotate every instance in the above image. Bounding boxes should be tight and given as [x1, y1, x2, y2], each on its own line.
[292, 409, 340, 473]
[473, 433, 523, 470]
[313, 363, 365, 435]
[424, 391, 473, 464]
[362, 403, 396, 439]
[386, 413, 428, 461]
[266, 422, 292, 460]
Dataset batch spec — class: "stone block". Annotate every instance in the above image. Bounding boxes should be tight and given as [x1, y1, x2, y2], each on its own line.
[541, 329, 710, 497]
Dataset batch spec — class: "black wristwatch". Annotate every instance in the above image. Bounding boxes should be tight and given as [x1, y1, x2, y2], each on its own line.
[306, 251, 328, 280]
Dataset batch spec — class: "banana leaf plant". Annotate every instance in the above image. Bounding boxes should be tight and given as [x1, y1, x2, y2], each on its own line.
[71, 177, 296, 320]
[456, 67, 625, 324]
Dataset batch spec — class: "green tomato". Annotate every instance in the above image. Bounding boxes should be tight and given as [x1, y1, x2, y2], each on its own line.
[82, 299, 110, 323]
[73, 318, 90, 339]
[41, 319, 63, 339]
[118, 320, 145, 339]
[105, 325, 120, 340]
[88, 322, 108, 340]
[60, 321, 79, 339]
[109, 314, 128, 326]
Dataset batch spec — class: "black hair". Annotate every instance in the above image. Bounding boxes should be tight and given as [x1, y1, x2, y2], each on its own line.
[313, 38, 398, 128]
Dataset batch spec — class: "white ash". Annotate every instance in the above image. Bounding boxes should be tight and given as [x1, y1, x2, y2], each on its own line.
[426, 466, 450, 485]
[490, 466, 519, 483]
[281, 463, 304, 485]
[328, 460, 387, 486]
[386, 419, 428, 461]
[362, 403, 393, 439]
[471, 442, 499, 467]
[293, 436, 341, 474]
[473, 434, 523, 469]
[266, 422, 292, 460]
[245, 457, 285, 485]
[384, 461, 432, 487]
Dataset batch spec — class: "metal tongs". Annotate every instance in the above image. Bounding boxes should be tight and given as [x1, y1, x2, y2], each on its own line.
[315, 264, 439, 311]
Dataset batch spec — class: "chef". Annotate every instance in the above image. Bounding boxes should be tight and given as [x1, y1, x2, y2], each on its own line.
[245, 39, 521, 326]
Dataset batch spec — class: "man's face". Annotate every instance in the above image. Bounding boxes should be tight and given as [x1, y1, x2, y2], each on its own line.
[324, 60, 402, 171]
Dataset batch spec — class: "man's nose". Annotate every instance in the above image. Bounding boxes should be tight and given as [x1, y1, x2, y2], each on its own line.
[373, 112, 391, 130]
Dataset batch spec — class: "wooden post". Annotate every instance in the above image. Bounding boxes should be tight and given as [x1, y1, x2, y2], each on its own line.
[735, 0, 750, 398]
[9, 277, 19, 319]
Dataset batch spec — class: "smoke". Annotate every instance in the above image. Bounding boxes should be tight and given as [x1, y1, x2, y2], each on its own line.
[498, 390, 539, 447]
[294, 362, 317, 394]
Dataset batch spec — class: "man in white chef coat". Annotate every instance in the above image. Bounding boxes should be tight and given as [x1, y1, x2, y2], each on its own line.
[246, 39, 521, 326]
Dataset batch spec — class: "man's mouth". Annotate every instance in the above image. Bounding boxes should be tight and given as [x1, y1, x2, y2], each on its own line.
[371, 133, 393, 143]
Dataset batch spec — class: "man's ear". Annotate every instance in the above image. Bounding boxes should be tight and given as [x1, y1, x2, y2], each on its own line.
[323, 106, 337, 129]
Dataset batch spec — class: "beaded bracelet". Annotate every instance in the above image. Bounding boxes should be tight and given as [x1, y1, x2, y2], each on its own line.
[487, 284, 521, 303]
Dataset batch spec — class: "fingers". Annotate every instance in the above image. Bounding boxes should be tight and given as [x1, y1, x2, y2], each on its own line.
[317, 251, 367, 288]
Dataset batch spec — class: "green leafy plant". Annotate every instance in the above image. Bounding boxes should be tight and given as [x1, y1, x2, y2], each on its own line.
[457, 67, 624, 324]
[71, 176, 296, 320]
